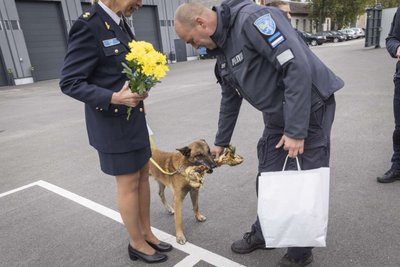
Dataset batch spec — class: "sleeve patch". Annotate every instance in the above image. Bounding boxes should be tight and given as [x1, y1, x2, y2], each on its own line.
[253, 14, 276, 36]
[253, 13, 286, 49]
[277, 49, 294, 66]
[268, 31, 285, 48]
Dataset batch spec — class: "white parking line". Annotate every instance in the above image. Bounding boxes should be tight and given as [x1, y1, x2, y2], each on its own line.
[1, 180, 245, 267]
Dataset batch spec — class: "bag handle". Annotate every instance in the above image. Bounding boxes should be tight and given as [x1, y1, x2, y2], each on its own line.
[282, 155, 301, 171]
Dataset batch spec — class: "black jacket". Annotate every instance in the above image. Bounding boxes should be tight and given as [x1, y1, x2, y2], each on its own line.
[211, 0, 344, 140]
[60, 4, 149, 153]
[386, 7, 400, 77]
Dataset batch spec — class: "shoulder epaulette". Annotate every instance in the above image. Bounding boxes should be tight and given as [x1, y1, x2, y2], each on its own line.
[80, 11, 95, 21]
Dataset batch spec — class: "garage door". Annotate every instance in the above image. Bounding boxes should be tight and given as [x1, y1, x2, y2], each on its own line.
[132, 6, 162, 52]
[16, 0, 67, 81]
[0, 49, 7, 86]
[81, 2, 91, 13]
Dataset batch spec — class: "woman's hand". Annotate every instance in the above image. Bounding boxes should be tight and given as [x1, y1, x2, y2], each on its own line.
[111, 81, 148, 107]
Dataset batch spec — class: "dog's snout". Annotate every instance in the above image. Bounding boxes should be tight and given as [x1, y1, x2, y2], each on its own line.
[206, 158, 217, 169]
[211, 160, 217, 169]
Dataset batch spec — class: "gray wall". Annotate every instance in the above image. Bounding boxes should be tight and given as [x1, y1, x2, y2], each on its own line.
[380, 7, 397, 48]
[0, 0, 192, 85]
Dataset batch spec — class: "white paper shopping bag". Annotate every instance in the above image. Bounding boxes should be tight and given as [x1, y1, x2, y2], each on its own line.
[258, 156, 330, 247]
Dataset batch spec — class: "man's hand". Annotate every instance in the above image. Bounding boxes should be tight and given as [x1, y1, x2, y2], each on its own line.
[111, 81, 148, 107]
[211, 146, 225, 159]
[396, 46, 400, 60]
[275, 135, 304, 158]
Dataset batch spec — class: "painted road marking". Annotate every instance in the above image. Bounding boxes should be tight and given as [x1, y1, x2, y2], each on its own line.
[1, 180, 245, 267]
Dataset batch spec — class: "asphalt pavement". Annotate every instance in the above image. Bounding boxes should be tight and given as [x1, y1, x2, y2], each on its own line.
[1, 38, 400, 267]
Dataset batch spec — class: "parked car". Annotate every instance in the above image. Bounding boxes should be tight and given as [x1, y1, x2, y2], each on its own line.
[300, 31, 327, 46]
[339, 28, 358, 40]
[330, 31, 349, 41]
[197, 47, 215, 59]
[317, 31, 346, 43]
[351, 27, 365, 38]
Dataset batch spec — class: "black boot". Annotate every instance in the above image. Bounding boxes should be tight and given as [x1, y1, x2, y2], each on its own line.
[231, 226, 273, 254]
[278, 253, 313, 267]
[377, 169, 400, 183]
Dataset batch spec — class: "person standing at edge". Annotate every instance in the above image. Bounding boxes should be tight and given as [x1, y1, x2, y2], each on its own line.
[174, 1, 344, 267]
[266, 1, 308, 45]
[59, 0, 172, 263]
[378, 7, 400, 183]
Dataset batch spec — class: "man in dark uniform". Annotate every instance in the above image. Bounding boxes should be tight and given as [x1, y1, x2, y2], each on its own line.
[175, 1, 344, 266]
[378, 7, 400, 183]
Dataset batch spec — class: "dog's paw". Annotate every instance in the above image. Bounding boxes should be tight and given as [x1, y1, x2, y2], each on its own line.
[166, 207, 175, 215]
[195, 214, 207, 222]
[176, 234, 187, 245]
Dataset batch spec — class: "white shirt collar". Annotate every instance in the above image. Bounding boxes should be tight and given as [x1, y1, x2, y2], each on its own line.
[98, 0, 123, 25]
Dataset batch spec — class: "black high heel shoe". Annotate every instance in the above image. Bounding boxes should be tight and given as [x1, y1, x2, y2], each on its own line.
[146, 240, 173, 252]
[128, 244, 168, 263]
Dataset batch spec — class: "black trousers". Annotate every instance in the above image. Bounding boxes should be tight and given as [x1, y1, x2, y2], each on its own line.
[253, 96, 336, 260]
[392, 77, 400, 170]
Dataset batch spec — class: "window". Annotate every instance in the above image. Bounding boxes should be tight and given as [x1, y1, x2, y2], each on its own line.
[10, 20, 19, 30]
[4, 20, 10, 30]
[303, 19, 306, 31]
[160, 20, 166, 27]
[296, 19, 299, 29]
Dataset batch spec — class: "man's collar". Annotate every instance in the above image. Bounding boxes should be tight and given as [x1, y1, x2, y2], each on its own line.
[98, 0, 123, 25]
[210, 6, 228, 49]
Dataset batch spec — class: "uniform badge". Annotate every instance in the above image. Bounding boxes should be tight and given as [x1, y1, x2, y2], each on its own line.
[102, 38, 121, 47]
[83, 12, 91, 19]
[105, 21, 110, 30]
[231, 51, 244, 67]
[254, 14, 276, 36]
[267, 31, 285, 48]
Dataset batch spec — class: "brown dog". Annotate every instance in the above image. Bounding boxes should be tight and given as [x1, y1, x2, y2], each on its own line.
[149, 139, 217, 244]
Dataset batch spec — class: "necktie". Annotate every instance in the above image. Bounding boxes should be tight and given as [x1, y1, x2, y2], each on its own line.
[119, 19, 133, 39]
[119, 19, 127, 33]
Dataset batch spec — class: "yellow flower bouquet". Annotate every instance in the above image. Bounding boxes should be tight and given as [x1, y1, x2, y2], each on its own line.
[122, 40, 168, 120]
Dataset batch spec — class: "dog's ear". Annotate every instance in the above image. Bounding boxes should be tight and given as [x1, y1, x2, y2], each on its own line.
[177, 146, 191, 157]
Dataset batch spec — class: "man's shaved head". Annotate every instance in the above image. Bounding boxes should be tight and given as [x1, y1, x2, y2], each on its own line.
[175, 3, 208, 28]
[174, 3, 217, 49]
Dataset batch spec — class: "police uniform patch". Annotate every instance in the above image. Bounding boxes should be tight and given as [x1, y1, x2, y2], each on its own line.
[267, 31, 285, 48]
[231, 51, 244, 67]
[254, 14, 276, 36]
[102, 38, 121, 47]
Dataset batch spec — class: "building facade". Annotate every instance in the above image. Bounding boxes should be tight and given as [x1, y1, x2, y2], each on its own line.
[0, 0, 190, 86]
[264, 0, 313, 32]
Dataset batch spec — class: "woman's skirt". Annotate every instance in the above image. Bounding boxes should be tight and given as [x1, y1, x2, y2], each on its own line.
[98, 146, 151, 176]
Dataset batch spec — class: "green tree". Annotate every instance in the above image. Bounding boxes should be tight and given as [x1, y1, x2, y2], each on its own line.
[309, 0, 398, 31]
[365, 0, 398, 8]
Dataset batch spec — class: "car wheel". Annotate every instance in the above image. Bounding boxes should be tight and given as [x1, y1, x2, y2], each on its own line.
[333, 38, 339, 43]
[311, 40, 318, 46]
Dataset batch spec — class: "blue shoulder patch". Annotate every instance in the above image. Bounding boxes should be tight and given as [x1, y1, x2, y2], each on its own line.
[253, 14, 276, 36]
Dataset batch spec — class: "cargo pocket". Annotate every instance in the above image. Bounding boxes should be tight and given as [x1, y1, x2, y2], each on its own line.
[258, 134, 284, 172]
[300, 145, 329, 169]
